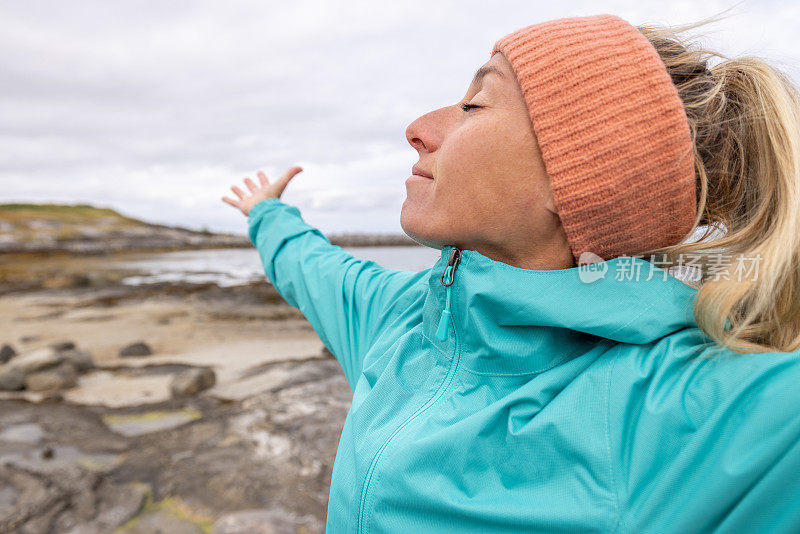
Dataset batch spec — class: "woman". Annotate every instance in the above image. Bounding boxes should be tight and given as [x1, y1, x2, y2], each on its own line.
[222, 13, 800, 533]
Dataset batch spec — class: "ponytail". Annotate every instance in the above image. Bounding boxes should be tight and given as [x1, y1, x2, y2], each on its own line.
[633, 8, 800, 354]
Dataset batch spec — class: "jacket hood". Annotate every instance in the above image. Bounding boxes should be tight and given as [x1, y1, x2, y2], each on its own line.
[422, 245, 699, 376]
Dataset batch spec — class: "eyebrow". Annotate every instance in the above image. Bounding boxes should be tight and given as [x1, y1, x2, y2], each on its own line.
[470, 65, 505, 86]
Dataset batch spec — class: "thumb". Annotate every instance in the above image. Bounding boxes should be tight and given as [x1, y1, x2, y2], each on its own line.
[275, 166, 303, 196]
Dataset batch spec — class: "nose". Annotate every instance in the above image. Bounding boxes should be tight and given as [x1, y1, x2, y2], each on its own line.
[405, 107, 448, 153]
[406, 120, 425, 152]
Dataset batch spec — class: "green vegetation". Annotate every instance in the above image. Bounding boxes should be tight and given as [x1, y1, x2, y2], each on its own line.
[0, 202, 144, 226]
[114, 484, 215, 533]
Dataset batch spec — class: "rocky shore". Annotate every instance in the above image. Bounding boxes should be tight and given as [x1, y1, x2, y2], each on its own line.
[0, 203, 417, 255]
[0, 255, 353, 533]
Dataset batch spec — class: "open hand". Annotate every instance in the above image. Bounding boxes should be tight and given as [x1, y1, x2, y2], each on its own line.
[221, 165, 303, 216]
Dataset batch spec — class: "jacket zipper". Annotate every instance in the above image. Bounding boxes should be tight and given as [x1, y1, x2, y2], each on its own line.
[436, 247, 461, 341]
[356, 246, 463, 534]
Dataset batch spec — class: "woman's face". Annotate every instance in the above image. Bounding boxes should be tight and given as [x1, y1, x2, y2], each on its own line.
[401, 51, 574, 270]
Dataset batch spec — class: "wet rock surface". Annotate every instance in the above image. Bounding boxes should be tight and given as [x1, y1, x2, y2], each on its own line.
[0, 260, 354, 533]
[0, 361, 350, 533]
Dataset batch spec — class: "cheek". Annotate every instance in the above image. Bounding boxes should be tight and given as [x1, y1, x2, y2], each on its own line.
[445, 125, 524, 198]
[439, 123, 493, 174]
[435, 123, 497, 205]
[437, 119, 548, 226]
[402, 116, 539, 243]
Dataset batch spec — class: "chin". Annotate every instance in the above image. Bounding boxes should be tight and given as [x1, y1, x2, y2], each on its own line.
[400, 204, 446, 250]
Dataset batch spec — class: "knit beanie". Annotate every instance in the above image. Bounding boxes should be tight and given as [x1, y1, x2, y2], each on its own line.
[491, 13, 697, 263]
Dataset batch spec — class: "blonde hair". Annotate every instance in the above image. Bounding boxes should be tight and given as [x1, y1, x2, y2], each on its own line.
[632, 6, 800, 354]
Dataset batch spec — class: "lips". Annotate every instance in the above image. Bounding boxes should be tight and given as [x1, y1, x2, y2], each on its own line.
[411, 164, 434, 179]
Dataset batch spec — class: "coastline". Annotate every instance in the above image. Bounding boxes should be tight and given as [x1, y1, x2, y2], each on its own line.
[0, 252, 348, 533]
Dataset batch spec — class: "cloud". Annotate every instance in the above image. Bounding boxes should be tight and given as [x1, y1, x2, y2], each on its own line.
[1, 0, 798, 235]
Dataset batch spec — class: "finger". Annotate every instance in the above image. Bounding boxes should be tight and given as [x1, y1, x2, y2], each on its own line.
[221, 196, 239, 208]
[275, 166, 304, 195]
[244, 177, 258, 193]
[257, 171, 269, 187]
[231, 185, 246, 199]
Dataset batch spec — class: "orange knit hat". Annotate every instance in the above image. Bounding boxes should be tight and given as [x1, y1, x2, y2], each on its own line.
[491, 13, 697, 263]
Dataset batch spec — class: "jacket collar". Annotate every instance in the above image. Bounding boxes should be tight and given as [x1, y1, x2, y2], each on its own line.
[421, 245, 699, 376]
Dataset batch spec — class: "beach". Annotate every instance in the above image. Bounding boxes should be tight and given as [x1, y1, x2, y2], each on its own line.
[0, 201, 441, 533]
[0, 254, 352, 534]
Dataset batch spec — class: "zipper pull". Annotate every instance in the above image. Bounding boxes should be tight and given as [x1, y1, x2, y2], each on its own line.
[436, 247, 461, 341]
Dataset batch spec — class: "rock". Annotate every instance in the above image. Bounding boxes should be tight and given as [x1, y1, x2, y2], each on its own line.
[0, 423, 45, 444]
[101, 409, 203, 437]
[62, 371, 173, 408]
[0, 366, 25, 391]
[212, 508, 301, 534]
[0, 344, 16, 364]
[61, 349, 95, 372]
[42, 390, 65, 402]
[209, 360, 335, 402]
[3, 443, 123, 474]
[6, 347, 64, 374]
[170, 368, 216, 398]
[0, 456, 133, 533]
[119, 342, 152, 357]
[50, 341, 76, 352]
[0, 463, 74, 532]
[24, 361, 78, 391]
[125, 508, 206, 534]
[42, 274, 78, 289]
[20, 335, 40, 343]
[62, 482, 149, 534]
[0, 485, 18, 522]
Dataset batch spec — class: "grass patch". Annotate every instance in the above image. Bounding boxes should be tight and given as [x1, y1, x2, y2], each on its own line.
[0, 203, 144, 226]
[101, 408, 203, 425]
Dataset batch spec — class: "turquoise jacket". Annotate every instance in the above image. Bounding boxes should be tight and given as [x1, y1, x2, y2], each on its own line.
[248, 197, 800, 533]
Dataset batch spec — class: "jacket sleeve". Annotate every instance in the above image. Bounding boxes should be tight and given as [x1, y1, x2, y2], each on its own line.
[608, 342, 800, 533]
[247, 197, 422, 391]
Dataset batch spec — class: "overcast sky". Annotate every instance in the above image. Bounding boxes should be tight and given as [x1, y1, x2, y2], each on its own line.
[1, 1, 798, 236]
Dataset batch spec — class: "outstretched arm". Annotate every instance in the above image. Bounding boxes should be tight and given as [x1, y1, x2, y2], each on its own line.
[223, 167, 422, 391]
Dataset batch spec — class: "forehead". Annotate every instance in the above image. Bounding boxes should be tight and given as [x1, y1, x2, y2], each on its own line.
[470, 54, 512, 87]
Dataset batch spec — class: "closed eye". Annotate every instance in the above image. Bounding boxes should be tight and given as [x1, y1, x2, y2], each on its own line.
[460, 103, 482, 112]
